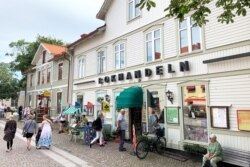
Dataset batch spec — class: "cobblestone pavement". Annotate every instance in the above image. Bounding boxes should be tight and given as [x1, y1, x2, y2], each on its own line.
[1, 119, 202, 167]
[0, 125, 63, 167]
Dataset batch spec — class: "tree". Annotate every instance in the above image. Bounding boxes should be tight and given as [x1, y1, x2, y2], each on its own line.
[6, 35, 64, 74]
[5, 35, 64, 89]
[138, 0, 250, 26]
[0, 63, 20, 100]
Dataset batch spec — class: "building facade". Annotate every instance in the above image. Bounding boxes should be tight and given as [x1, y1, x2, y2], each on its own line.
[26, 43, 71, 118]
[68, 0, 250, 151]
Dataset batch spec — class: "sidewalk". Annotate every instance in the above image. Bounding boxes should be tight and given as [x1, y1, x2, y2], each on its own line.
[13, 119, 202, 167]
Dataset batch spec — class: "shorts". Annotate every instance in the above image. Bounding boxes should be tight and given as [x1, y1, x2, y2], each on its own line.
[26, 133, 34, 138]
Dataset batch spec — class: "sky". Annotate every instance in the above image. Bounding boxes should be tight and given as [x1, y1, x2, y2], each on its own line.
[0, 0, 104, 65]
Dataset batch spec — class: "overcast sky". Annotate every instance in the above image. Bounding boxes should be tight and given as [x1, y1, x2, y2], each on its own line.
[0, 0, 104, 64]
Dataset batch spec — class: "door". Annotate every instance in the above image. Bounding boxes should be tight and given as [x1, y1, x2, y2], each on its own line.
[57, 92, 62, 114]
[129, 108, 142, 140]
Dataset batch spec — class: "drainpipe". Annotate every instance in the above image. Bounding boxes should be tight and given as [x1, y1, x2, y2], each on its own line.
[64, 50, 74, 105]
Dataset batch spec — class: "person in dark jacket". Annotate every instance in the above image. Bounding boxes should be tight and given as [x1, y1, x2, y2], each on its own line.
[18, 105, 23, 121]
[3, 115, 17, 152]
[89, 112, 104, 148]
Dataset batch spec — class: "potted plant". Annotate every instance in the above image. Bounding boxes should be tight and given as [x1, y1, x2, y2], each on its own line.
[183, 143, 207, 161]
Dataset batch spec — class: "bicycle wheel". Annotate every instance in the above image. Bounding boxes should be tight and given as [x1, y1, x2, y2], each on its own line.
[155, 137, 166, 154]
[136, 140, 149, 159]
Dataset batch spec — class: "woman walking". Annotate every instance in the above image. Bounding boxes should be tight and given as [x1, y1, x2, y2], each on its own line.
[89, 112, 104, 148]
[37, 115, 53, 149]
[23, 114, 37, 150]
[3, 115, 17, 152]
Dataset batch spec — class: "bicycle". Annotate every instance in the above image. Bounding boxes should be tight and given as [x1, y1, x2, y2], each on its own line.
[136, 127, 166, 159]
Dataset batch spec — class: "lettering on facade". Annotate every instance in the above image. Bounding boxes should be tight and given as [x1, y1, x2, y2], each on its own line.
[98, 61, 190, 84]
[179, 61, 190, 72]
[118, 73, 124, 81]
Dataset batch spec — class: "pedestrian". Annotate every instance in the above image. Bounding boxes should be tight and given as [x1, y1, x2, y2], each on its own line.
[89, 112, 104, 148]
[0, 103, 4, 118]
[3, 115, 17, 152]
[23, 114, 37, 150]
[201, 134, 223, 167]
[18, 105, 23, 121]
[58, 112, 66, 134]
[23, 106, 30, 119]
[36, 115, 53, 149]
[148, 109, 159, 133]
[81, 114, 88, 125]
[117, 109, 127, 152]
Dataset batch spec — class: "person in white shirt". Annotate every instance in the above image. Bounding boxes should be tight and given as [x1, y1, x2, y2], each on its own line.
[117, 109, 127, 151]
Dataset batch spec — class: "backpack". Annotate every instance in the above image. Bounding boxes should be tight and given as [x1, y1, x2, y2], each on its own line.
[92, 119, 97, 129]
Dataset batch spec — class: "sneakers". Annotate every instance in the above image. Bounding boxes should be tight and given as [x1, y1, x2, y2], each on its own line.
[6, 149, 10, 152]
[89, 143, 92, 148]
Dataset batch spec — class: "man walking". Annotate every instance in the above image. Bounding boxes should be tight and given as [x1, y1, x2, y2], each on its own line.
[117, 109, 127, 152]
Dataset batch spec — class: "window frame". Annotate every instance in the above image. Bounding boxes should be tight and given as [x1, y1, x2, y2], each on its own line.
[47, 68, 51, 83]
[114, 43, 126, 69]
[42, 50, 46, 64]
[97, 49, 106, 74]
[30, 74, 33, 87]
[128, 0, 140, 21]
[178, 16, 202, 55]
[78, 57, 85, 79]
[58, 63, 63, 80]
[145, 28, 162, 62]
[37, 71, 40, 85]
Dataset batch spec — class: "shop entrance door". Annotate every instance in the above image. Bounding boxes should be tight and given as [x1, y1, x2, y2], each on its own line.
[129, 108, 142, 140]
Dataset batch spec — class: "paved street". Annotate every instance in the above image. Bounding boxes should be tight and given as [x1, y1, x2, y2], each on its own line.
[0, 119, 202, 167]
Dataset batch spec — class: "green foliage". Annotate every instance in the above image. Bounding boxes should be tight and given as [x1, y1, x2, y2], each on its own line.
[103, 128, 112, 141]
[5, 35, 64, 89]
[183, 143, 207, 155]
[0, 63, 20, 100]
[6, 35, 64, 74]
[138, 0, 250, 26]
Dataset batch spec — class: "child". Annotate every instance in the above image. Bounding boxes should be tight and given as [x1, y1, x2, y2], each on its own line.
[36, 127, 42, 147]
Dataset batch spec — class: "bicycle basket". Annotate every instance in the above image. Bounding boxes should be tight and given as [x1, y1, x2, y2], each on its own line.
[156, 128, 164, 137]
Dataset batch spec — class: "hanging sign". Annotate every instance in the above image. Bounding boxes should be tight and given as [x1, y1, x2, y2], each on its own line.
[102, 100, 110, 112]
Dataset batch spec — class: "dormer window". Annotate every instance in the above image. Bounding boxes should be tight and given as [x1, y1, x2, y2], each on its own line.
[128, 0, 140, 21]
[42, 50, 46, 64]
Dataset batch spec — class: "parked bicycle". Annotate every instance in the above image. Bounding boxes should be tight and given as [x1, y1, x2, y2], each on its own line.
[136, 127, 166, 159]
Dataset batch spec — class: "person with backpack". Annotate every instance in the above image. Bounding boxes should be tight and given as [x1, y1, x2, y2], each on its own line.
[89, 112, 104, 148]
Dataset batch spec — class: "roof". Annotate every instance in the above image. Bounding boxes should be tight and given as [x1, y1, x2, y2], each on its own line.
[96, 0, 113, 20]
[42, 43, 66, 56]
[31, 43, 67, 65]
[67, 24, 106, 48]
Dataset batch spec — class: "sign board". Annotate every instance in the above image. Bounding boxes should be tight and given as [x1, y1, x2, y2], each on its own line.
[102, 100, 110, 112]
[237, 110, 250, 131]
[166, 107, 179, 124]
[43, 90, 51, 97]
[210, 106, 229, 129]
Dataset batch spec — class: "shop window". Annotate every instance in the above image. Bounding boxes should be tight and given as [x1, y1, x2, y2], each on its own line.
[182, 85, 207, 142]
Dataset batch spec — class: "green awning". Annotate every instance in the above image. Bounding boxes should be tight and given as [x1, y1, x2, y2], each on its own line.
[116, 86, 143, 109]
[63, 107, 79, 115]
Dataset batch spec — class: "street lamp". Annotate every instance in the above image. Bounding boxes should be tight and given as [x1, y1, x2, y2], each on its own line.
[166, 90, 174, 104]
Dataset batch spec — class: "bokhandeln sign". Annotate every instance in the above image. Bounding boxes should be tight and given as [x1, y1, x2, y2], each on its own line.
[98, 61, 190, 84]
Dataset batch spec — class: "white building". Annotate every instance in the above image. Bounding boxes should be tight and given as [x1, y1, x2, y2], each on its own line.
[68, 0, 250, 151]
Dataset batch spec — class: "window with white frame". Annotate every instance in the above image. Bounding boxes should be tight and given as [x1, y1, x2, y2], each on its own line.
[97, 50, 106, 73]
[115, 43, 125, 69]
[179, 17, 201, 54]
[146, 29, 161, 62]
[78, 57, 85, 78]
[128, 0, 140, 20]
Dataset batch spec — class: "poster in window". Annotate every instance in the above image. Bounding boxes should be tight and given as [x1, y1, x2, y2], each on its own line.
[210, 107, 229, 129]
[166, 107, 179, 124]
[237, 110, 250, 131]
